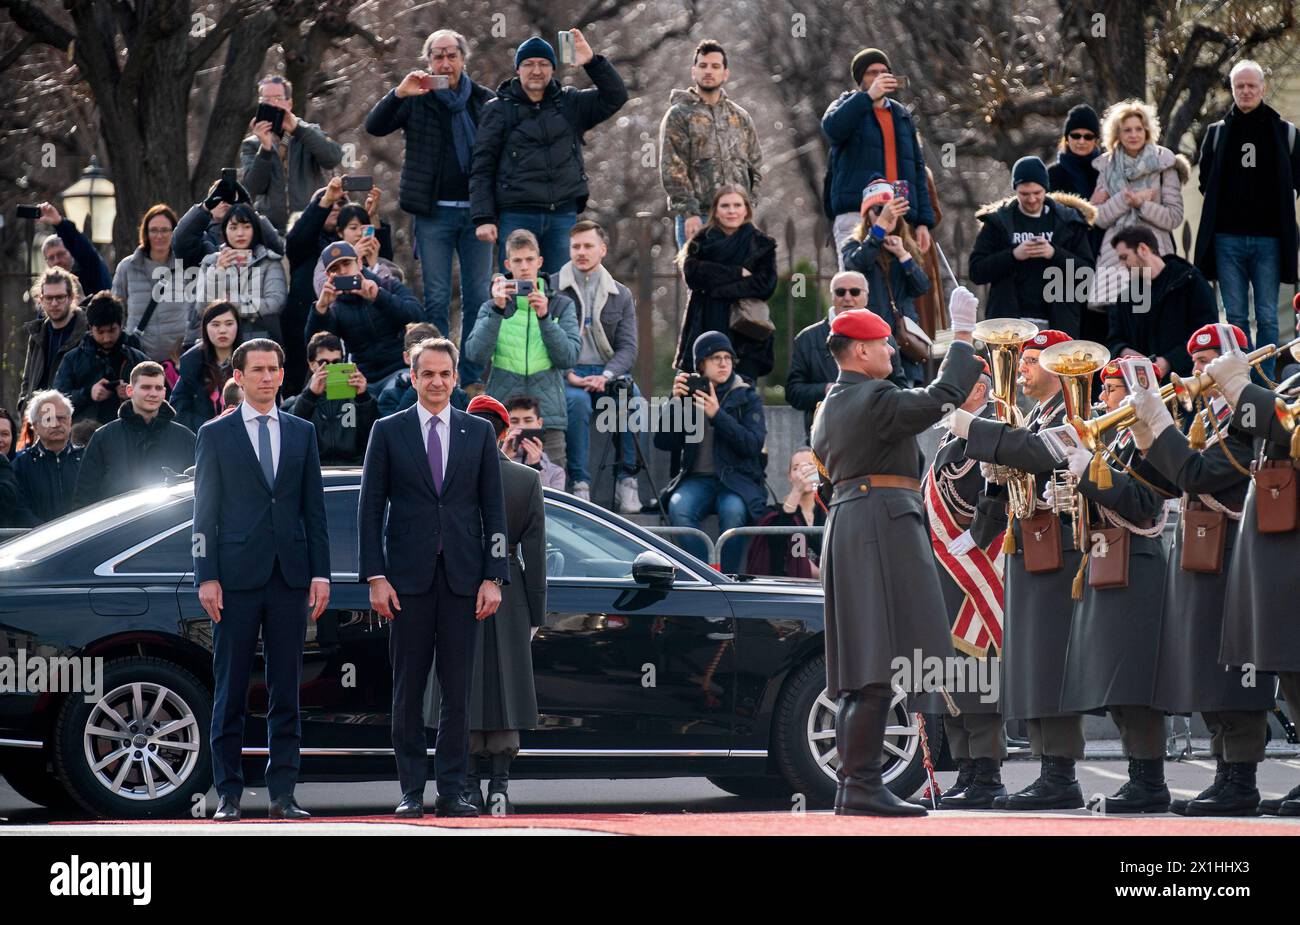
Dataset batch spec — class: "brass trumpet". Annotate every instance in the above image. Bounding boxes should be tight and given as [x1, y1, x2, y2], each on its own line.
[1038, 340, 1111, 555]
[1168, 337, 1300, 411]
[973, 318, 1039, 520]
[1073, 381, 1181, 451]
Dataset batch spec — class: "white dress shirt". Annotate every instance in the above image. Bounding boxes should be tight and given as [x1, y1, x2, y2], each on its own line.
[415, 401, 452, 478]
[241, 400, 281, 477]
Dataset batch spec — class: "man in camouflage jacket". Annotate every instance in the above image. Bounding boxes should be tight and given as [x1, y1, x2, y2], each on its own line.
[658, 39, 763, 248]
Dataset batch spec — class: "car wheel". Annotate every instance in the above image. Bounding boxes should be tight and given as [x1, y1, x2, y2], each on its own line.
[54, 657, 212, 819]
[706, 775, 796, 800]
[0, 753, 77, 810]
[772, 654, 939, 808]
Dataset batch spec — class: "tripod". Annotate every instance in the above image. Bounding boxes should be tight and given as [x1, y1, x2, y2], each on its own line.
[595, 383, 663, 523]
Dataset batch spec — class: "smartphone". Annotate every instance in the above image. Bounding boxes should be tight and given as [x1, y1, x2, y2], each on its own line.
[254, 102, 285, 135]
[508, 279, 535, 296]
[221, 167, 238, 186]
[891, 75, 909, 91]
[432, 74, 450, 90]
[891, 180, 911, 202]
[230, 249, 252, 266]
[362, 225, 376, 238]
[417, 74, 434, 91]
[17, 204, 41, 220]
[685, 374, 710, 396]
[332, 274, 361, 291]
[341, 175, 373, 193]
[557, 30, 575, 65]
[518, 427, 546, 443]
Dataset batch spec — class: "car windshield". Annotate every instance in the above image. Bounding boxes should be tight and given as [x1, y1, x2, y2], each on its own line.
[0, 484, 193, 569]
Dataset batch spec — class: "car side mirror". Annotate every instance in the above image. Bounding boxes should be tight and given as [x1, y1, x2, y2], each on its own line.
[631, 550, 676, 588]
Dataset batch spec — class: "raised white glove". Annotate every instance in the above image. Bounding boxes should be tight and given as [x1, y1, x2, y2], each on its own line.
[945, 406, 976, 439]
[947, 530, 977, 555]
[980, 461, 1007, 485]
[1065, 444, 1092, 480]
[948, 285, 978, 334]
[1204, 351, 1250, 406]
[1129, 386, 1172, 449]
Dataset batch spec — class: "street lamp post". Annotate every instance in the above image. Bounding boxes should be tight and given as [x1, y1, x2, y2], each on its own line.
[60, 156, 117, 258]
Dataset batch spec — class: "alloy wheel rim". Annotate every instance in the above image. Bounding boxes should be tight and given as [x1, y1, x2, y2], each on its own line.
[806, 685, 920, 784]
[82, 682, 201, 801]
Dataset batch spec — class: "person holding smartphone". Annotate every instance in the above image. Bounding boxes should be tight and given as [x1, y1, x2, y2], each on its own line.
[281, 332, 378, 466]
[823, 48, 935, 265]
[743, 447, 826, 579]
[240, 74, 343, 233]
[500, 395, 565, 489]
[365, 30, 497, 391]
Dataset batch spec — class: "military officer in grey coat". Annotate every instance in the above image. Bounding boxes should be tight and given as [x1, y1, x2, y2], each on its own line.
[1134, 324, 1276, 816]
[948, 329, 1086, 810]
[812, 287, 983, 817]
[919, 362, 1010, 808]
[1205, 342, 1300, 816]
[1055, 361, 1176, 814]
[428, 393, 547, 815]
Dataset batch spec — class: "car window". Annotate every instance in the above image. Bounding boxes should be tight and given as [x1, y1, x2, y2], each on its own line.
[0, 486, 193, 569]
[116, 525, 191, 574]
[543, 502, 650, 579]
[326, 488, 359, 575]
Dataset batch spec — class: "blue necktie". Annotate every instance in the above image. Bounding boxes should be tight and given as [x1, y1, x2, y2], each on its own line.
[257, 415, 275, 488]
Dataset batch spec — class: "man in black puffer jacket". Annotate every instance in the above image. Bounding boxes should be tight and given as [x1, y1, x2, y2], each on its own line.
[54, 293, 150, 426]
[470, 30, 627, 274]
[282, 332, 379, 466]
[73, 362, 196, 507]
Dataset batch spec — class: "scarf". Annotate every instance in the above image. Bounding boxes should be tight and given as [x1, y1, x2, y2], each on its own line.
[693, 222, 756, 268]
[435, 75, 477, 175]
[1101, 143, 1165, 232]
[1054, 148, 1100, 197]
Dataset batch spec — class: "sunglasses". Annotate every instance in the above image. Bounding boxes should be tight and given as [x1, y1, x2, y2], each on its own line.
[1068, 132, 1096, 141]
[833, 288, 864, 297]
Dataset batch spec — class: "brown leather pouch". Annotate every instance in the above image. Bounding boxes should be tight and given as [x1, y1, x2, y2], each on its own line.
[1088, 526, 1130, 588]
[1021, 510, 1063, 574]
[1180, 504, 1226, 574]
[1255, 463, 1298, 534]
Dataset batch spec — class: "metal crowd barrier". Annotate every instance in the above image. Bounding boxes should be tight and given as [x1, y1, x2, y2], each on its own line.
[715, 525, 826, 572]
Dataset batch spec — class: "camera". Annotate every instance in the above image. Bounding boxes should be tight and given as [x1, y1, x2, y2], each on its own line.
[333, 274, 361, 291]
[603, 374, 634, 396]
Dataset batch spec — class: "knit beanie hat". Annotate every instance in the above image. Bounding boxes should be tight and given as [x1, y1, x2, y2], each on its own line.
[515, 36, 557, 70]
[851, 48, 891, 86]
[693, 330, 737, 370]
[1011, 155, 1050, 190]
[1063, 104, 1101, 137]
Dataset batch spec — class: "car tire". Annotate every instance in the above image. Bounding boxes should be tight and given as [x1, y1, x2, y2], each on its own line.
[0, 753, 77, 810]
[54, 657, 212, 819]
[771, 654, 940, 809]
[706, 775, 796, 800]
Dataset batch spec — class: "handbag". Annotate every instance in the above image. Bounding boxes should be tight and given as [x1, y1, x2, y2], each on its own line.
[1180, 502, 1227, 574]
[1021, 510, 1063, 574]
[729, 297, 775, 340]
[1087, 526, 1130, 589]
[880, 276, 930, 363]
[1254, 462, 1298, 534]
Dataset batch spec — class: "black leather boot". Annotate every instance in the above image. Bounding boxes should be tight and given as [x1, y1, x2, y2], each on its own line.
[486, 751, 515, 815]
[1186, 762, 1260, 816]
[941, 757, 1007, 809]
[833, 694, 850, 814]
[836, 687, 927, 817]
[462, 757, 487, 813]
[997, 755, 1084, 810]
[910, 758, 972, 808]
[1088, 758, 1169, 814]
[1259, 782, 1300, 816]
[1171, 758, 1227, 815]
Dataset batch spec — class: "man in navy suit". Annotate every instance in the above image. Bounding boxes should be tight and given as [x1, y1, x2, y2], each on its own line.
[359, 336, 508, 817]
[193, 338, 331, 822]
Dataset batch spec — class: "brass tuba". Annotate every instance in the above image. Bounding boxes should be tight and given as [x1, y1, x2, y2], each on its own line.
[973, 318, 1040, 520]
[1038, 340, 1111, 555]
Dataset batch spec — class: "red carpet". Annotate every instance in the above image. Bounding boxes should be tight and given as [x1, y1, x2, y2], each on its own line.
[56, 812, 1300, 836]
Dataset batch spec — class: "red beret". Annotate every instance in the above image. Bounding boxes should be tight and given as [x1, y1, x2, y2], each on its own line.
[1024, 329, 1072, 350]
[1186, 323, 1247, 356]
[830, 308, 891, 341]
[1100, 359, 1124, 381]
[467, 394, 510, 430]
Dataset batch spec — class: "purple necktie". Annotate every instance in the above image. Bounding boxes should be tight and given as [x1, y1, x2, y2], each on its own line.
[427, 416, 443, 495]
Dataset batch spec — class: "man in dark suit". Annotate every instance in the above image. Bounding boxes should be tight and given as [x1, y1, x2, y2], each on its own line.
[359, 337, 508, 818]
[192, 338, 331, 822]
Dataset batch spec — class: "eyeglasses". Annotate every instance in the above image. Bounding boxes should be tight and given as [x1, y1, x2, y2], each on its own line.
[40, 293, 70, 303]
[1068, 132, 1096, 141]
[833, 288, 864, 297]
